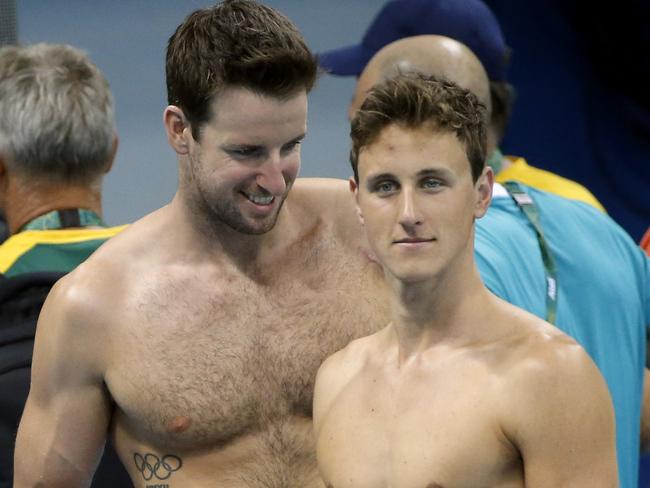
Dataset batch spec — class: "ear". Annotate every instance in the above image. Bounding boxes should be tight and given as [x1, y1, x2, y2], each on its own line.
[349, 177, 364, 226]
[474, 165, 493, 219]
[163, 105, 192, 155]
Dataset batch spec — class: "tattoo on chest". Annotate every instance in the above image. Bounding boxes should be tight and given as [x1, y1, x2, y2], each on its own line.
[133, 452, 183, 487]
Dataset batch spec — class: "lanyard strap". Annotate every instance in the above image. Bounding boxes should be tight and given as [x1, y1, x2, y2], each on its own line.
[19, 209, 106, 232]
[502, 181, 558, 324]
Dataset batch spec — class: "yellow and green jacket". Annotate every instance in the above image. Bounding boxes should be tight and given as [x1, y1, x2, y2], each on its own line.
[0, 226, 125, 277]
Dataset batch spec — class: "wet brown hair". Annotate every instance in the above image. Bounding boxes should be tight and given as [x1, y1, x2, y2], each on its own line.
[166, 0, 318, 139]
[350, 73, 487, 183]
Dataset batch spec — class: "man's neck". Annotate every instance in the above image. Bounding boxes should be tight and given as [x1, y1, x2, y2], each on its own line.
[5, 182, 102, 235]
[169, 190, 301, 271]
[387, 256, 491, 363]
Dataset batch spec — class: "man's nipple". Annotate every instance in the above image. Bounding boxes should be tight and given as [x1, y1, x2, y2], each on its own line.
[166, 415, 192, 434]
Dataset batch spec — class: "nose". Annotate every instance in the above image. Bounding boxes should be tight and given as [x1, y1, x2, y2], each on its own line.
[256, 152, 288, 196]
[398, 188, 422, 230]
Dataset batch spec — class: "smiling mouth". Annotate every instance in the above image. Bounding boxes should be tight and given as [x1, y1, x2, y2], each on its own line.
[241, 191, 275, 206]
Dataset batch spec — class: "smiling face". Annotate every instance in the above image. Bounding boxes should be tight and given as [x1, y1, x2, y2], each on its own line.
[354, 124, 491, 284]
[183, 87, 307, 235]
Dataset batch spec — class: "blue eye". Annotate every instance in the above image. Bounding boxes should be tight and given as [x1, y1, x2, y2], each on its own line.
[375, 181, 398, 193]
[422, 178, 442, 190]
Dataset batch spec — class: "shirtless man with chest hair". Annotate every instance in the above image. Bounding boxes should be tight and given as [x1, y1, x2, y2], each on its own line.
[13, 2, 387, 487]
[313, 74, 618, 487]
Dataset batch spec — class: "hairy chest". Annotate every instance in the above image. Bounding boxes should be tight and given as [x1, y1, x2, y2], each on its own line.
[107, 244, 388, 449]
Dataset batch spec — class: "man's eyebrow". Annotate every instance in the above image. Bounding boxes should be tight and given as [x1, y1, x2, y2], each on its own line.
[286, 133, 306, 144]
[219, 142, 259, 150]
[219, 132, 307, 148]
[416, 167, 453, 179]
[365, 172, 396, 189]
[219, 133, 306, 150]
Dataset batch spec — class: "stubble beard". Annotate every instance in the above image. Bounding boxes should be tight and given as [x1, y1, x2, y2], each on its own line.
[185, 151, 294, 236]
[196, 184, 289, 236]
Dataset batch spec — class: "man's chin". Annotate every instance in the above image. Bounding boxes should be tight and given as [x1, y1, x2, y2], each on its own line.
[386, 266, 436, 285]
[228, 211, 281, 235]
[239, 222, 277, 235]
[207, 192, 288, 235]
[239, 194, 289, 234]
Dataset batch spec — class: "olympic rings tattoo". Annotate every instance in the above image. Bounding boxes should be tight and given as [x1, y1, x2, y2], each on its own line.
[133, 452, 183, 481]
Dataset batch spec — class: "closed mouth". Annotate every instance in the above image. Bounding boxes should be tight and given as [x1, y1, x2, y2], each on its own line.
[393, 237, 435, 244]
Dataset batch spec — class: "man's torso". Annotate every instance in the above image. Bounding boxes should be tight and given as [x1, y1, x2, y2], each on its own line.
[316, 325, 534, 488]
[90, 187, 389, 487]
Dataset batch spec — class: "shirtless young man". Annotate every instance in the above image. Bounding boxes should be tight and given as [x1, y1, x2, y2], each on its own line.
[344, 35, 650, 488]
[313, 74, 618, 487]
[13, 2, 388, 487]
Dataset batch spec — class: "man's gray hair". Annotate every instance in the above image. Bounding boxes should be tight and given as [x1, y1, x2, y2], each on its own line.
[0, 43, 115, 183]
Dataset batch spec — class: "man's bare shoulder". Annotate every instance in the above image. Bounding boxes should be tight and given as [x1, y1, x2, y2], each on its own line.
[490, 301, 611, 433]
[40, 254, 128, 344]
[497, 301, 591, 372]
[290, 177, 352, 216]
[313, 326, 389, 424]
[74, 205, 176, 277]
[487, 302, 617, 484]
[32, 262, 120, 377]
[318, 328, 382, 379]
[511, 326, 603, 402]
[290, 177, 361, 235]
[48, 207, 177, 323]
[92, 206, 171, 258]
[291, 177, 350, 206]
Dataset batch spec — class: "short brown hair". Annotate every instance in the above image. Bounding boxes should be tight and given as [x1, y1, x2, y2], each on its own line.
[166, 0, 318, 139]
[350, 73, 487, 183]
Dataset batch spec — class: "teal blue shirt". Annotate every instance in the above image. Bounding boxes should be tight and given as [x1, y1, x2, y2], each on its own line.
[476, 184, 650, 488]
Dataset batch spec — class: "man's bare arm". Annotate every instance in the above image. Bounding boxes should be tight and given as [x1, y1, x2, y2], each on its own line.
[293, 178, 366, 246]
[14, 274, 112, 488]
[505, 338, 618, 487]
